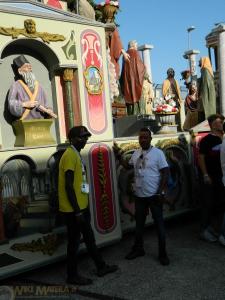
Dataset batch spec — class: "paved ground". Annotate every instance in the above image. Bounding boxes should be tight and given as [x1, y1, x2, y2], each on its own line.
[1, 213, 225, 300]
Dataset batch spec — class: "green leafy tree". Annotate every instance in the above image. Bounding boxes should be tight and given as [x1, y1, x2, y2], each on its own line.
[86, 0, 96, 7]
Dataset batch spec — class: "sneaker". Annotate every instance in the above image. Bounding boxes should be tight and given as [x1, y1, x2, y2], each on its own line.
[125, 248, 145, 260]
[158, 254, 170, 266]
[97, 264, 118, 277]
[218, 235, 225, 246]
[207, 226, 219, 237]
[200, 229, 217, 242]
[66, 275, 93, 285]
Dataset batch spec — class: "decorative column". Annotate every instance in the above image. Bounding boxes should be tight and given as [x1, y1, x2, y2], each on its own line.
[63, 68, 74, 130]
[0, 178, 5, 241]
[183, 49, 200, 86]
[138, 44, 154, 82]
[218, 28, 225, 115]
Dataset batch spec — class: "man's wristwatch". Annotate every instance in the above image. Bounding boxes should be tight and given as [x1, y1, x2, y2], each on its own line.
[155, 191, 165, 196]
[75, 212, 83, 217]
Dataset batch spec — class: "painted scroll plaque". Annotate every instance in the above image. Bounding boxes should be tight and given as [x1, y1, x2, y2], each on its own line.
[81, 30, 107, 134]
[89, 144, 116, 233]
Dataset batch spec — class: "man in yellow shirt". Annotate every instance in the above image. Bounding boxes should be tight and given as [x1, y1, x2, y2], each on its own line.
[58, 126, 118, 285]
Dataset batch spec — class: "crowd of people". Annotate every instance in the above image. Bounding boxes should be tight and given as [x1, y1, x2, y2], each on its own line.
[8, 50, 223, 287]
[57, 112, 225, 286]
[58, 125, 170, 286]
[9, 31, 222, 290]
[4, 1, 224, 288]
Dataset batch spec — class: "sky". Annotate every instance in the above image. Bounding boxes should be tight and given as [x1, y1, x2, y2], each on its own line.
[115, 0, 225, 85]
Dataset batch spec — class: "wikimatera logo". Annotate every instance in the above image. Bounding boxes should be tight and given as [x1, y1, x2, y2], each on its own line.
[11, 285, 77, 297]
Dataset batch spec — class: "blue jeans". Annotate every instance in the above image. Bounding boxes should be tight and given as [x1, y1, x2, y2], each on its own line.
[133, 196, 167, 255]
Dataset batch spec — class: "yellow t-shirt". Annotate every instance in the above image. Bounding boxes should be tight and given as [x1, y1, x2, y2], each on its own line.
[58, 147, 88, 212]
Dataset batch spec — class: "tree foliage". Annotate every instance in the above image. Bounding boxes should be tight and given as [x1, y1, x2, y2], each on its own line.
[86, 0, 96, 8]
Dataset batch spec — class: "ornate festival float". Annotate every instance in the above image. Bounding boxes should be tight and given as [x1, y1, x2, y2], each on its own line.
[0, 0, 122, 279]
[0, 0, 219, 280]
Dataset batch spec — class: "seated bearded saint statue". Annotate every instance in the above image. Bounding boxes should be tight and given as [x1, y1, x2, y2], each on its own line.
[8, 55, 57, 120]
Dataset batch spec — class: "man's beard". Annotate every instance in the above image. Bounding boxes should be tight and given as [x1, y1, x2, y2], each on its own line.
[19, 71, 36, 90]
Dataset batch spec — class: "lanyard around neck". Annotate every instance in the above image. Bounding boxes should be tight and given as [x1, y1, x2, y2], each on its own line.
[137, 146, 153, 169]
[70, 145, 87, 182]
[141, 146, 153, 157]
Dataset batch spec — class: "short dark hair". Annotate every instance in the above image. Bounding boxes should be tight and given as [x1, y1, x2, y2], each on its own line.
[139, 127, 152, 136]
[68, 126, 91, 141]
[167, 68, 175, 76]
[207, 114, 224, 127]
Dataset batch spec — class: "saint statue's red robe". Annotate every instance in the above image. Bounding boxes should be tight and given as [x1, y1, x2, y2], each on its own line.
[47, 0, 62, 9]
[109, 28, 123, 79]
[120, 48, 146, 104]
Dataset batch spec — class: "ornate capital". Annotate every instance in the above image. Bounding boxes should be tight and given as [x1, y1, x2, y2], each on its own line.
[63, 69, 74, 82]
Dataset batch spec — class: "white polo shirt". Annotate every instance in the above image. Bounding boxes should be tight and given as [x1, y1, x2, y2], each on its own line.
[129, 146, 168, 197]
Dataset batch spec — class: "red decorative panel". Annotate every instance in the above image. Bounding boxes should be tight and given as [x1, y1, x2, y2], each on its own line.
[80, 30, 108, 134]
[89, 144, 116, 233]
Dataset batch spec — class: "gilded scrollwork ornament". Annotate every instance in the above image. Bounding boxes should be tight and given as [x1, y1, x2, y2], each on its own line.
[97, 147, 111, 230]
[0, 19, 65, 44]
[63, 69, 74, 82]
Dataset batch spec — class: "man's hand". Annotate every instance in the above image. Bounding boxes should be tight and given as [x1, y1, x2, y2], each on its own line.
[75, 212, 85, 225]
[121, 49, 130, 61]
[203, 174, 212, 185]
[155, 193, 166, 205]
[113, 142, 124, 161]
[22, 101, 38, 109]
[45, 108, 58, 119]
[113, 142, 121, 155]
[37, 105, 57, 118]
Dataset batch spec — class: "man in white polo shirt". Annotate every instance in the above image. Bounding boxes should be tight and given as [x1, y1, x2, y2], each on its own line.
[115, 127, 170, 265]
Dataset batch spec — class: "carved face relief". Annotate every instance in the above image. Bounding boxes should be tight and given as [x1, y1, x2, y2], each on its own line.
[24, 19, 36, 34]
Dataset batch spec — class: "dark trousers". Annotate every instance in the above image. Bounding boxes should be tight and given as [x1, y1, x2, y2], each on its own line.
[133, 196, 167, 255]
[63, 209, 105, 278]
[200, 181, 224, 231]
